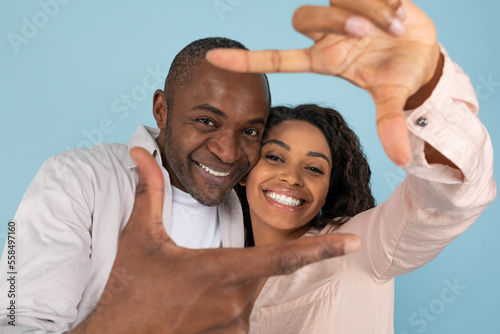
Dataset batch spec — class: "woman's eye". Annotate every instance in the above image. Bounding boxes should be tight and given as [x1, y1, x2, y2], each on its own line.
[307, 167, 324, 175]
[243, 129, 259, 136]
[265, 155, 282, 162]
[198, 118, 215, 126]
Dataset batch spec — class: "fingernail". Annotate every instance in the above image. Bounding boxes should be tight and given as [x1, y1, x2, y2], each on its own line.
[343, 238, 361, 254]
[395, 6, 406, 21]
[345, 16, 374, 38]
[397, 160, 410, 168]
[129, 149, 138, 166]
[396, 152, 411, 168]
[389, 18, 406, 36]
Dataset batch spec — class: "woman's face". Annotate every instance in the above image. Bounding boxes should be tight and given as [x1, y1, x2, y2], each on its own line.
[244, 120, 332, 239]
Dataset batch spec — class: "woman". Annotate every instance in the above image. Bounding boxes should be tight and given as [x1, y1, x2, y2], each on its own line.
[236, 104, 489, 333]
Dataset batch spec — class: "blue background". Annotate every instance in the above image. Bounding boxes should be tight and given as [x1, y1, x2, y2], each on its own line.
[1, 1, 498, 333]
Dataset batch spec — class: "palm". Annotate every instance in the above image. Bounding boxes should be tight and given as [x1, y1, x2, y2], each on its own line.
[307, 2, 437, 103]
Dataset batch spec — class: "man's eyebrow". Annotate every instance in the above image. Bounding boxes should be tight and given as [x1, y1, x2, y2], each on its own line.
[307, 152, 331, 167]
[192, 104, 266, 126]
[248, 117, 266, 126]
[193, 104, 227, 119]
[262, 139, 290, 150]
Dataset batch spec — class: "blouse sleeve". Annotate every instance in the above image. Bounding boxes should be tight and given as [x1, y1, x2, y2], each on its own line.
[333, 46, 497, 283]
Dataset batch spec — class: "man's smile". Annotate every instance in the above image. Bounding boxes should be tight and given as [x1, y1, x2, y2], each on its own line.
[195, 162, 231, 177]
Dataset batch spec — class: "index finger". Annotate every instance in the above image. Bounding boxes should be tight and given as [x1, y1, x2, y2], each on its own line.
[206, 48, 313, 74]
[241, 233, 361, 279]
[372, 86, 411, 167]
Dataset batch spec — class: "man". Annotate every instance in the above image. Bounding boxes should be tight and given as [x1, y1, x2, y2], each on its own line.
[1, 1, 495, 333]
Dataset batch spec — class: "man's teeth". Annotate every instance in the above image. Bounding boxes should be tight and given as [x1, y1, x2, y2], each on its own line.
[198, 163, 230, 177]
[265, 192, 303, 207]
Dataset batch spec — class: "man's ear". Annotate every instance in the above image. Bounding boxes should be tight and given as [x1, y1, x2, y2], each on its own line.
[153, 89, 168, 130]
[238, 177, 247, 186]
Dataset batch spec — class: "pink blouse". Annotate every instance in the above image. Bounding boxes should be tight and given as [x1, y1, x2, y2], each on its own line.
[249, 48, 497, 334]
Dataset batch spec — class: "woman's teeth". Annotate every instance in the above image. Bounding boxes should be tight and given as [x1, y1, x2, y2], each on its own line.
[265, 191, 303, 207]
[197, 163, 230, 177]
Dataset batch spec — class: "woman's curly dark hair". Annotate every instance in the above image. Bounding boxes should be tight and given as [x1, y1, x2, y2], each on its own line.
[236, 104, 375, 247]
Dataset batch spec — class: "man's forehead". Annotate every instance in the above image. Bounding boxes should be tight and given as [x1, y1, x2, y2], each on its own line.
[177, 59, 270, 117]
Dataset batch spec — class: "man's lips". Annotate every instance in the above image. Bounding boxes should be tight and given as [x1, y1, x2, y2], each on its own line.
[195, 162, 232, 177]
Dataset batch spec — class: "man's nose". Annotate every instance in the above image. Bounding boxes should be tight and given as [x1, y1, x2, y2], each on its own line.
[207, 131, 241, 164]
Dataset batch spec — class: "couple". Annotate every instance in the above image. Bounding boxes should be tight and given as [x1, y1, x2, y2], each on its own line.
[0, 0, 496, 333]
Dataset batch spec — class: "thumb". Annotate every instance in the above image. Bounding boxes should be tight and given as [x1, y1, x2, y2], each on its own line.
[372, 87, 411, 167]
[126, 147, 167, 238]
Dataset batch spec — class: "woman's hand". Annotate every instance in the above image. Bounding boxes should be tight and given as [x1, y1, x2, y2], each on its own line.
[206, 0, 440, 167]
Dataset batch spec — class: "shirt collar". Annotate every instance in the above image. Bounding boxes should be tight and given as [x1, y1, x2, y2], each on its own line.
[126, 125, 162, 168]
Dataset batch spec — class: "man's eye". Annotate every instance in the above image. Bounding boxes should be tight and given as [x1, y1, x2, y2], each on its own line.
[243, 129, 259, 136]
[198, 118, 215, 126]
[265, 155, 282, 162]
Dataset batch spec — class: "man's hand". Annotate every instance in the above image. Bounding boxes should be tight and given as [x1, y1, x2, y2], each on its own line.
[206, 0, 441, 167]
[71, 147, 360, 334]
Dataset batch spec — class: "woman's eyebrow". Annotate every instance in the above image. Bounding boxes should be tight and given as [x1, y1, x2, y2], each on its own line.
[262, 139, 330, 166]
[262, 139, 289, 150]
[307, 151, 331, 167]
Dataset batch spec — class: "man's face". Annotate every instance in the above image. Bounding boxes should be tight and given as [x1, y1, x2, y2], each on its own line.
[158, 59, 270, 206]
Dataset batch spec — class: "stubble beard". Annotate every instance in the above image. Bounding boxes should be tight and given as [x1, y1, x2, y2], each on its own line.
[163, 131, 233, 207]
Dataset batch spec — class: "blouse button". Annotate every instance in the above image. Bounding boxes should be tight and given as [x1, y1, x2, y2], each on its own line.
[416, 117, 428, 127]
